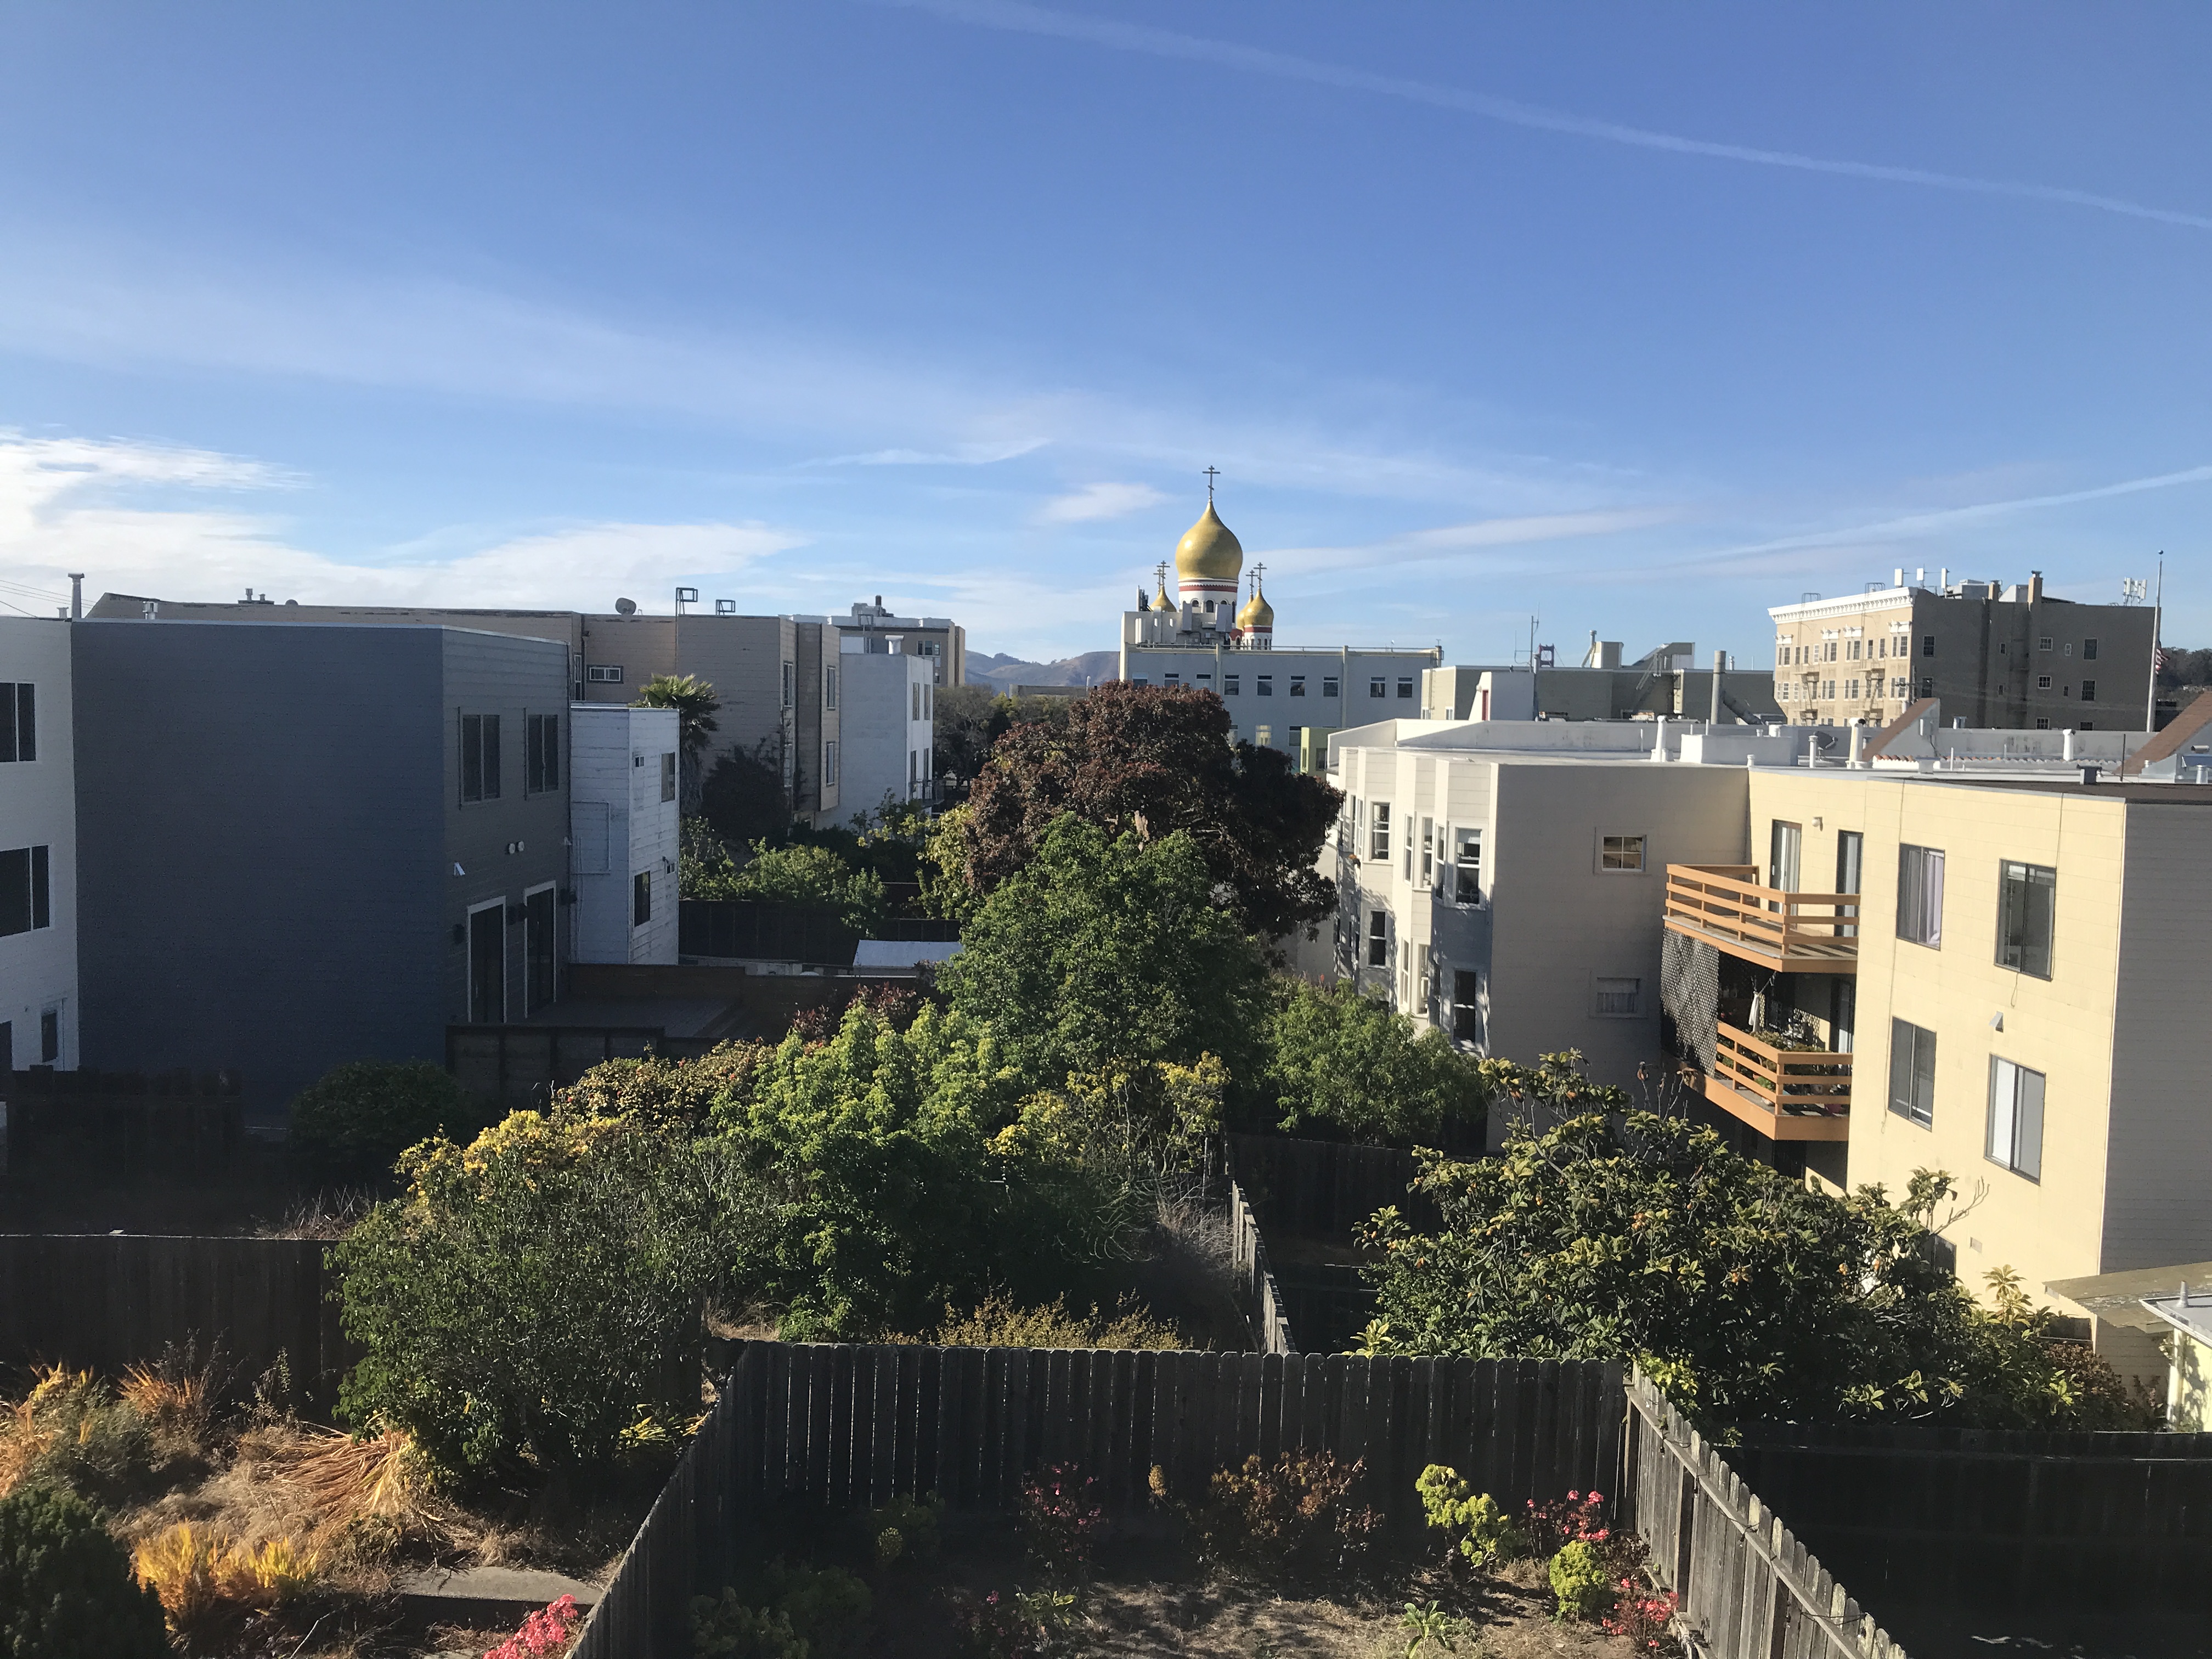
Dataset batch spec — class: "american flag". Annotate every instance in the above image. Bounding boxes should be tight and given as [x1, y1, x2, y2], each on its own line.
[2156, 646, 2169, 672]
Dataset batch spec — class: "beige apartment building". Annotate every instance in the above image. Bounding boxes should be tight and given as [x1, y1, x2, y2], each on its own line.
[1769, 572, 2155, 732]
[1329, 715, 2212, 1379]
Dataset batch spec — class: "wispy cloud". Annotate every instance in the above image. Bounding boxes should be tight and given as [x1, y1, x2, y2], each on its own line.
[893, 0, 2212, 232]
[812, 439, 1050, 467]
[0, 433, 808, 612]
[1039, 481, 1167, 523]
[1262, 505, 1678, 575]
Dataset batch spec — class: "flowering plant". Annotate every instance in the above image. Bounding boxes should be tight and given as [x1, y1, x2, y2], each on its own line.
[1523, 1489, 1610, 1558]
[1018, 1465, 1104, 1579]
[1603, 1578, 1681, 1653]
[485, 1594, 581, 1659]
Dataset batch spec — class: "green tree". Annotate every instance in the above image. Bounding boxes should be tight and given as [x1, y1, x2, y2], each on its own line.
[1362, 1091, 2146, 1430]
[0, 1485, 172, 1659]
[288, 1059, 488, 1183]
[1260, 978, 1490, 1146]
[708, 1001, 1113, 1338]
[941, 681, 1341, 939]
[335, 1111, 751, 1481]
[720, 841, 887, 931]
[936, 814, 1266, 1091]
[631, 673, 721, 767]
[700, 738, 794, 847]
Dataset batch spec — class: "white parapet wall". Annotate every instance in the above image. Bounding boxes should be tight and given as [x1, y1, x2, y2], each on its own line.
[569, 704, 680, 964]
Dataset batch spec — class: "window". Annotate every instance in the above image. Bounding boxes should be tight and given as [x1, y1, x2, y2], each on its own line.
[585, 663, 623, 684]
[2081, 680, 2097, 702]
[1323, 676, 1340, 697]
[1290, 675, 1307, 697]
[633, 870, 652, 926]
[1921, 636, 1935, 657]
[1825, 642, 1838, 663]
[460, 713, 501, 803]
[1396, 677, 1414, 699]
[0, 684, 33, 763]
[1919, 676, 1934, 698]
[1600, 834, 1646, 872]
[1593, 977, 1642, 1017]
[2084, 637, 2099, 661]
[2036, 675, 2052, 691]
[1256, 675, 1273, 696]
[1367, 909, 1388, 967]
[1452, 827, 1482, 905]
[1224, 674, 1240, 695]
[1419, 817, 1434, 885]
[1987, 1058, 2045, 1180]
[1847, 640, 1860, 661]
[825, 741, 839, 785]
[1452, 970, 1482, 1043]
[781, 662, 794, 707]
[2039, 636, 2053, 652]
[1195, 673, 1212, 688]
[525, 713, 560, 793]
[2035, 718, 2051, 730]
[1769, 820, 1802, 891]
[826, 667, 838, 710]
[1846, 679, 1860, 701]
[0, 845, 51, 936]
[1888, 1019, 1937, 1126]
[39, 1009, 57, 1065]
[1897, 845, 1944, 946]
[1369, 802, 1391, 861]
[912, 684, 922, 720]
[660, 753, 677, 802]
[1164, 672, 1180, 686]
[1996, 860, 2055, 978]
[1369, 677, 1386, 698]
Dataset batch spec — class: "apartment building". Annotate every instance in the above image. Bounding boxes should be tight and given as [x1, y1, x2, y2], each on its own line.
[568, 705, 680, 965]
[1769, 572, 2155, 730]
[73, 622, 573, 1113]
[834, 650, 938, 825]
[0, 618, 77, 1071]
[1328, 711, 2212, 1376]
[86, 592, 963, 829]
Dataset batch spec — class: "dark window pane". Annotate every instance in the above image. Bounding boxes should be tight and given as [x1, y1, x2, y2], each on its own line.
[461, 714, 482, 803]
[1997, 861, 2055, 978]
[544, 715, 558, 789]
[0, 848, 27, 936]
[634, 870, 651, 926]
[38, 1009, 57, 1064]
[482, 716, 501, 799]
[2015, 1067, 2045, 1180]
[30, 845, 47, 930]
[15, 684, 31, 764]
[0, 686, 14, 763]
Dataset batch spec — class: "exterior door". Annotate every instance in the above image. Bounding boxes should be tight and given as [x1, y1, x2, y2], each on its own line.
[1835, 830, 1864, 937]
[525, 888, 556, 1014]
[1768, 820, 1802, 892]
[469, 904, 505, 1024]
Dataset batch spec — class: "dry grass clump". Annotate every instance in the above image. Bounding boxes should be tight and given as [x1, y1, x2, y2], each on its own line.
[0, 1364, 154, 1499]
[898, 1290, 1184, 1350]
[132, 1521, 324, 1635]
[272, 1423, 450, 1553]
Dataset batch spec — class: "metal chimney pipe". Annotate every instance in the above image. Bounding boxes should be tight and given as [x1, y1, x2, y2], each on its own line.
[67, 574, 83, 621]
[1711, 649, 1726, 724]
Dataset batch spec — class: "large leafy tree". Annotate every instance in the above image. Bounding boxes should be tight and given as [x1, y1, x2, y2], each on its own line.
[1363, 1068, 2148, 1430]
[1260, 978, 1490, 1146]
[936, 814, 1267, 1091]
[937, 682, 1341, 939]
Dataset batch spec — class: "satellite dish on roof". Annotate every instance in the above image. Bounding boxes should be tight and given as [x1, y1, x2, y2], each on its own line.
[614, 597, 638, 616]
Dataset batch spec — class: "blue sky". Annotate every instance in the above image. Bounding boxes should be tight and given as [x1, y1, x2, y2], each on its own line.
[2, 2, 2207, 664]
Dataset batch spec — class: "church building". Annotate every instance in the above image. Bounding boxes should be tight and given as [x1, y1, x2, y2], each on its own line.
[1117, 492, 1442, 771]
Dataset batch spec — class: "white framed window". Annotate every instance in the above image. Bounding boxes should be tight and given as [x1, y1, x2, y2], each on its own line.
[1897, 845, 1945, 946]
[1592, 976, 1643, 1017]
[825, 741, 839, 786]
[825, 667, 838, 710]
[1369, 802, 1391, 861]
[1224, 674, 1241, 696]
[0, 684, 35, 762]
[1996, 861, 2055, 978]
[585, 663, 623, 684]
[1419, 817, 1434, 887]
[661, 753, 677, 803]
[1451, 827, 1482, 905]
[1987, 1057, 2045, 1180]
[1888, 1019, 1937, 1126]
[1598, 834, 1646, 873]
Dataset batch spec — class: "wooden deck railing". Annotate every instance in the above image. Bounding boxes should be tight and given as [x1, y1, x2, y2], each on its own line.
[1663, 865, 1860, 968]
[1712, 1024, 1852, 1116]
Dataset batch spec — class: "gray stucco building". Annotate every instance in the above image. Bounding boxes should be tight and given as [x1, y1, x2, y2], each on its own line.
[74, 621, 571, 1114]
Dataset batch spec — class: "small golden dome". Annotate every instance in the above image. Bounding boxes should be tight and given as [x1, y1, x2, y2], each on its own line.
[1237, 586, 1274, 630]
[1175, 502, 1244, 582]
[1154, 576, 1175, 610]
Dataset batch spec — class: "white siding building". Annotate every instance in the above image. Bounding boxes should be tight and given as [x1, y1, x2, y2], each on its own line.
[0, 619, 76, 1071]
[568, 704, 680, 965]
[836, 650, 936, 826]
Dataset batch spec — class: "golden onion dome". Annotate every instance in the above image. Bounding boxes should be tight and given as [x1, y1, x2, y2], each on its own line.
[1153, 575, 1175, 610]
[1237, 586, 1274, 630]
[1174, 501, 1244, 582]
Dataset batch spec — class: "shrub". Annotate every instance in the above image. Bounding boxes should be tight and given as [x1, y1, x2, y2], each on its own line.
[1018, 1465, 1103, 1580]
[487, 1594, 581, 1659]
[0, 1367, 153, 1502]
[132, 1523, 323, 1632]
[289, 1059, 484, 1182]
[1193, 1450, 1378, 1577]
[0, 1485, 172, 1659]
[334, 1111, 743, 1481]
[1548, 1538, 1612, 1620]
[1604, 1578, 1680, 1654]
[867, 1493, 942, 1565]
[945, 1587, 1077, 1659]
[1261, 979, 1491, 1145]
[1415, 1464, 1525, 1569]
[905, 1291, 1181, 1352]
[693, 1564, 870, 1658]
[558, 1045, 769, 1136]
[691, 1592, 803, 1658]
[1522, 1489, 1611, 1561]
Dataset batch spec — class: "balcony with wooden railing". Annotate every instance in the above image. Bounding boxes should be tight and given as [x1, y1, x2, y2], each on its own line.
[1703, 1022, 1852, 1142]
[1662, 864, 1860, 973]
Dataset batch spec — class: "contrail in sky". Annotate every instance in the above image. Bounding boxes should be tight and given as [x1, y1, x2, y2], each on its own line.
[893, 0, 2212, 232]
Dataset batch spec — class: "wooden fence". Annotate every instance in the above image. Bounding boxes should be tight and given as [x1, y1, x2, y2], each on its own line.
[0, 1234, 349, 1406]
[445, 1025, 714, 1108]
[2, 1069, 244, 1176]
[1224, 1132, 1432, 1239]
[1226, 1178, 1295, 1355]
[574, 1341, 1626, 1658]
[1720, 1420, 2212, 1622]
[1626, 1371, 1906, 1659]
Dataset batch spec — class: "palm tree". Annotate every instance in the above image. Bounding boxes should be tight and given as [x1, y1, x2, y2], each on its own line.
[632, 673, 720, 809]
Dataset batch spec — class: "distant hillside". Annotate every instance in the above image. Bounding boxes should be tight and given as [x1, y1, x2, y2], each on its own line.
[968, 648, 1118, 688]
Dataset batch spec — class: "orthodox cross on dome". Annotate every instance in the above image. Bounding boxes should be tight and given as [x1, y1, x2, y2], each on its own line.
[1250, 561, 1266, 594]
[1203, 465, 1220, 503]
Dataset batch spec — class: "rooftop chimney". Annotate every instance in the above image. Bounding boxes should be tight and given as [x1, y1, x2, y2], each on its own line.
[2028, 571, 2044, 602]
